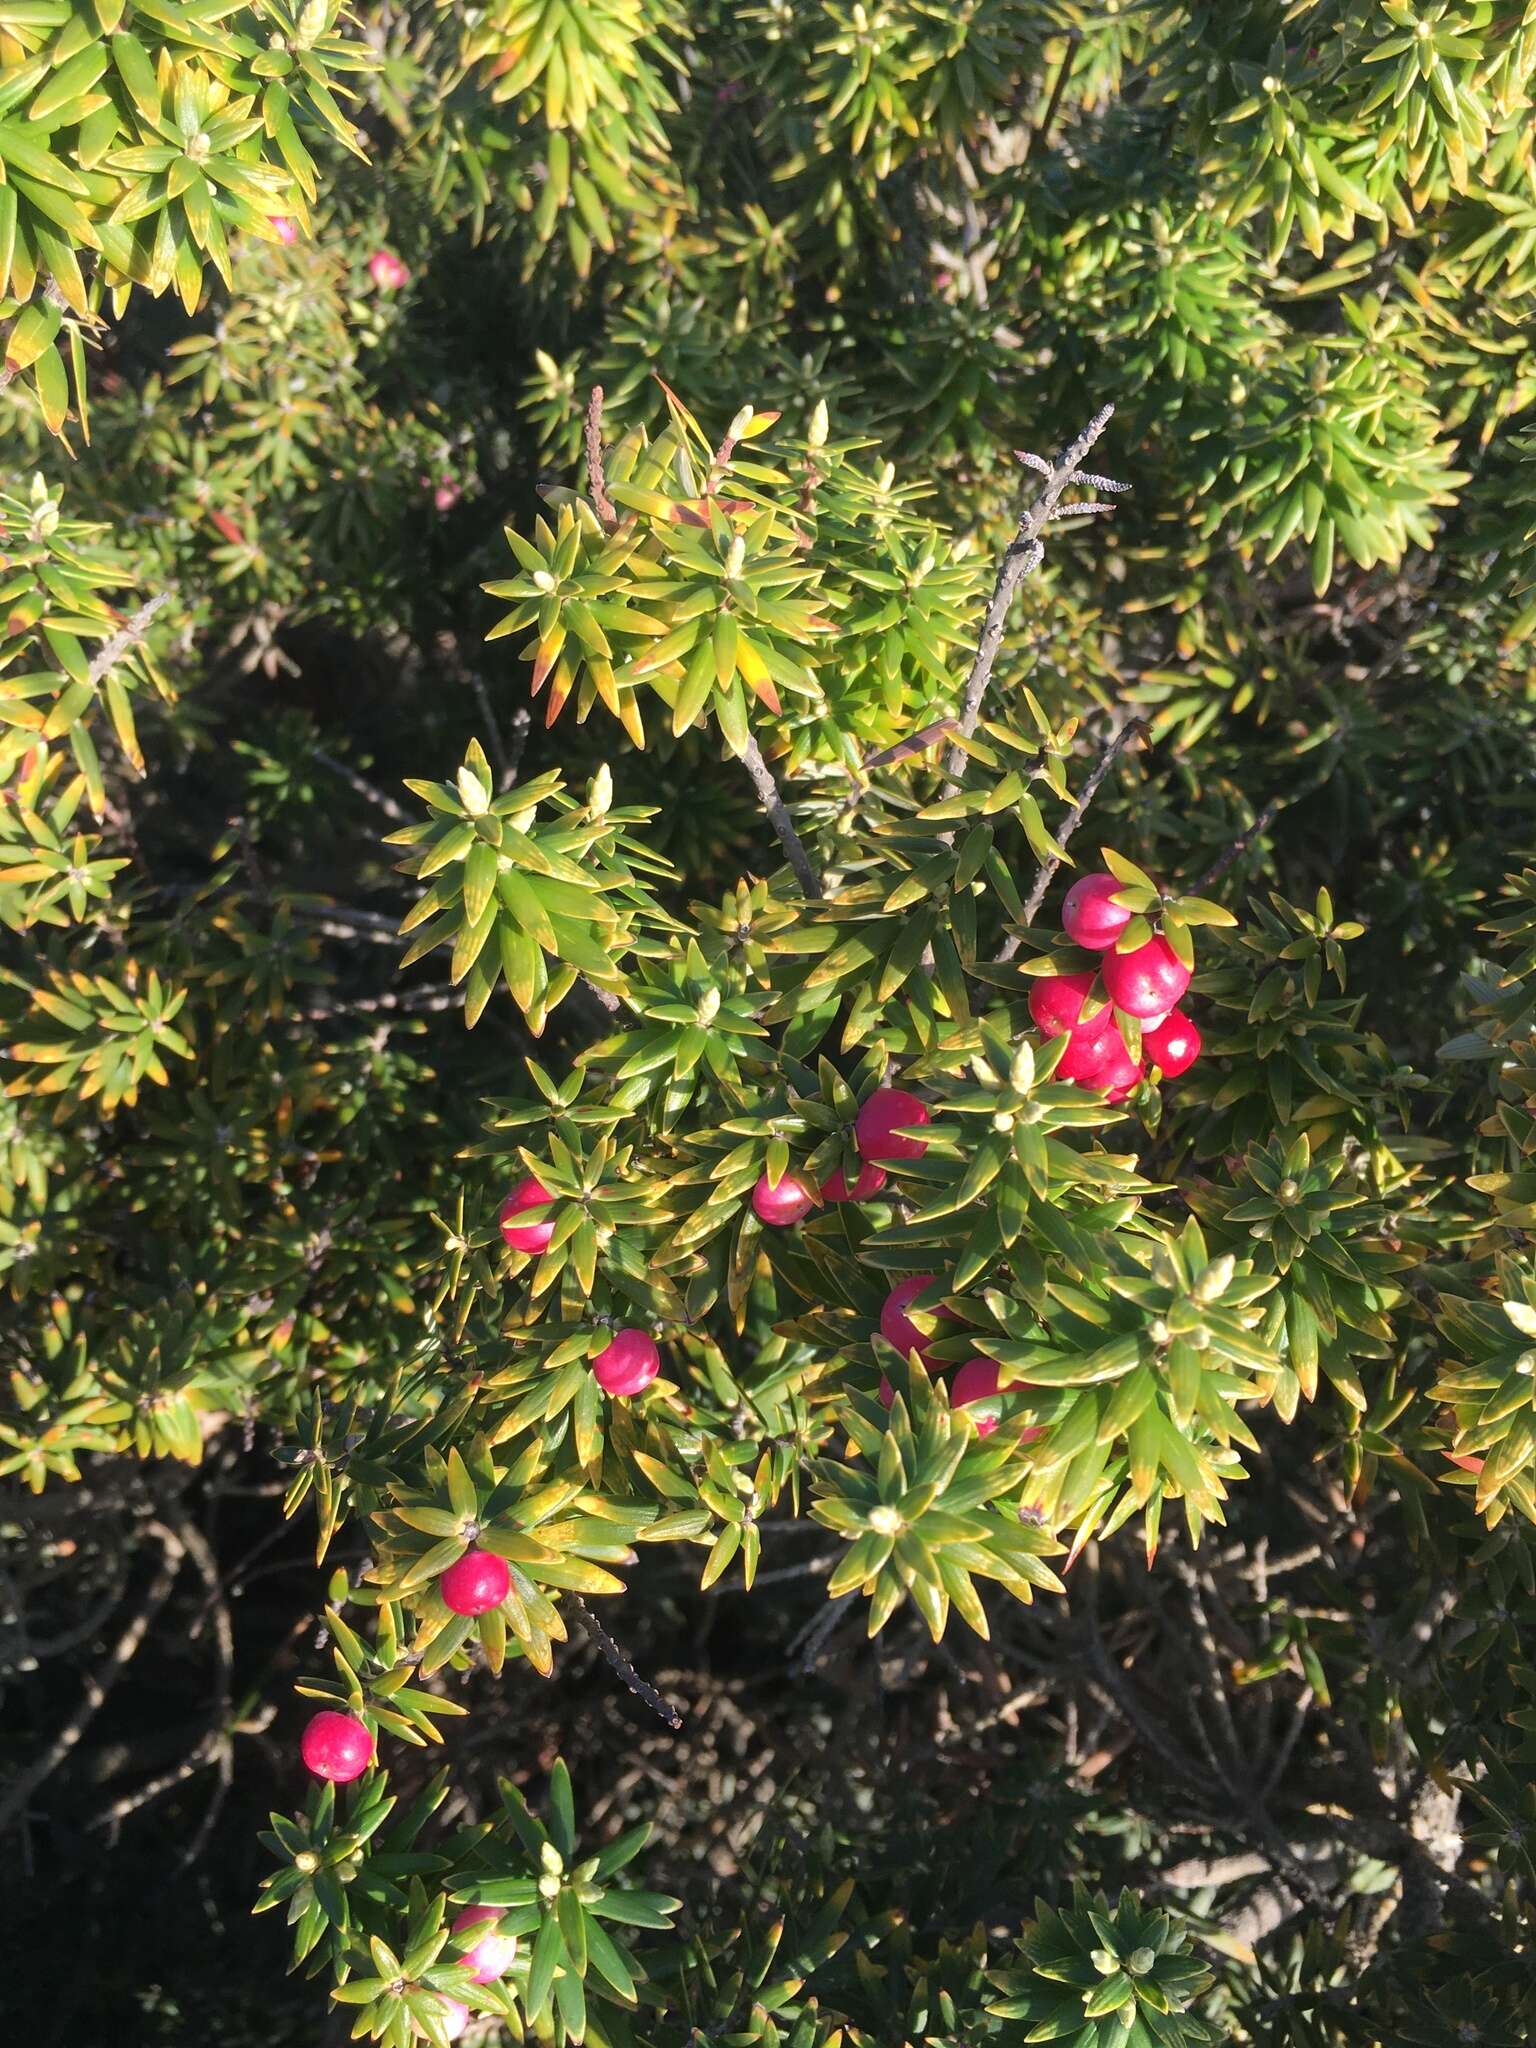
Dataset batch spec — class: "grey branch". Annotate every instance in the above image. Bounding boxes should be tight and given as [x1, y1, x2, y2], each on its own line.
[998, 714, 1146, 957]
[739, 734, 822, 898]
[313, 750, 410, 825]
[569, 1594, 683, 1729]
[88, 592, 171, 687]
[1196, 799, 1281, 891]
[0, 1519, 184, 1836]
[943, 405, 1120, 781]
[584, 386, 618, 529]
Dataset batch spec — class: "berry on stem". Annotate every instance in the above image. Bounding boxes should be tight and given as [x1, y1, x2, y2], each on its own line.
[452, 1905, 519, 1983]
[752, 1171, 817, 1226]
[1143, 1009, 1201, 1078]
[1102, 935, 1191, 1019]
[824, 1159, 888, 1202]
[1062, 872, 1135, 950]
[880, 1275, 958, 1361]
[592, 1327, 661, 1396]
[500, 1176, 556, 1254]
[440, 1548, 510, 1617]
[854, 1086, 931, 1162]
[301, 1709, 374, 1783]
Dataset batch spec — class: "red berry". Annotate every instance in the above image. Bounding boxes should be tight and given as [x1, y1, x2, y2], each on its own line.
[592, 1327, 660, 1396]
[951, 1357, 1001, 1435]
[880, 1275, 957, 1361]
[824, 1159, 888, 1202]
[1053, 1028, 1118, 1085]
[500, 1176, 555, 1253]
[854, 1086, 931, 1162]
[301, 1709, 374, 1783]
[453, 1905, 519, 1983]
[1094, 1038, 1144, 1103]
[752, 1171, 817, 1226]
[1028, 970, 1117, 1050]
[1102, 934, 1191, 1019]
[878, 1373, 897, 1409]
[1143, 1008, 1201, 1078]
[440, 1548, 510, 1617]
[1062, 872, 1135, 950]
[419, 1997, 469, 2042]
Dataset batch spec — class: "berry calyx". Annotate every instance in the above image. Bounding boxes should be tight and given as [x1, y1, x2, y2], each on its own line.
[1101, 935, 1192, 1019]
[1143, 1008, 1201, 1078]
[824, 1159, 888, 1202]
[1062, 872, 1136, 950]
[499, 1176, 556, 1254]
[592, 1327, 661, 1397]
[453, 1905, 519, 1983]
[301, 1709, 374, 1783]
[951, 1357, 1001, 1435]
[854, 1086, 931, 1162]
[880, 1275, 958, 1361]
[440, 1548, 510, 1617]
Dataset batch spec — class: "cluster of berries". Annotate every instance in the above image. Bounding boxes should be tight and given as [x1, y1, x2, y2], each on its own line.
[1027, 872, 1202, 1100]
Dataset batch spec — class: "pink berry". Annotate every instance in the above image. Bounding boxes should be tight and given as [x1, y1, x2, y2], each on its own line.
[272, 215, 298, 244]
[422, 1997, 469, 2042]
[440, 1548, 510, 1617]
[1102, 934, 1191, 1019]
[878, 1374, 897, 1408]
[592, 1327, 660, 1397]
[369, 247, 410, 289]
[453, 1904, 519, 1983]
[1143, 1009, 1201, 1078]
[500, 1176, 555, 1253]
[952, 1357, 1001, 1435]
[880, 1275, 957, 1361]
[824, 1159, 888, 1202]
[1062, 872, 1135, 950]
[301, 1709, 374, 1783]
[854, 1086, 931, 1162]
[752, 1171, 817, 1226]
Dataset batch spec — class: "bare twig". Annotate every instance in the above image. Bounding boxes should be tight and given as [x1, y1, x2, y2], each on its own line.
[0, 1520, 184, 1836]
[1196, 800, 1281, 892]
[469, 671, 512, 790]
[1028, 34, 1081, 160]
[584, 386, 619, 529]
[312, 750, 410, 825]
[739, 734, 821, 898]
[88, 592, 171, 687]
[943, 406, 1120, 782]
[998, 713, 1147, 956]
[569, 1595, 683, 1729]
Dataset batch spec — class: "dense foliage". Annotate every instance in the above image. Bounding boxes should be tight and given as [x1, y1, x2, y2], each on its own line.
[7, 2, 1536, 2044]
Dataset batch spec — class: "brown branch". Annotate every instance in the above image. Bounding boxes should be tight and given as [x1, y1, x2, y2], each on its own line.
[312, 750, 410, 825]
[569, 1594, 683, 1729]
[584, 386, 618, 529]
[943, 405, 1119, 781]
[739, 734, 821, 898]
